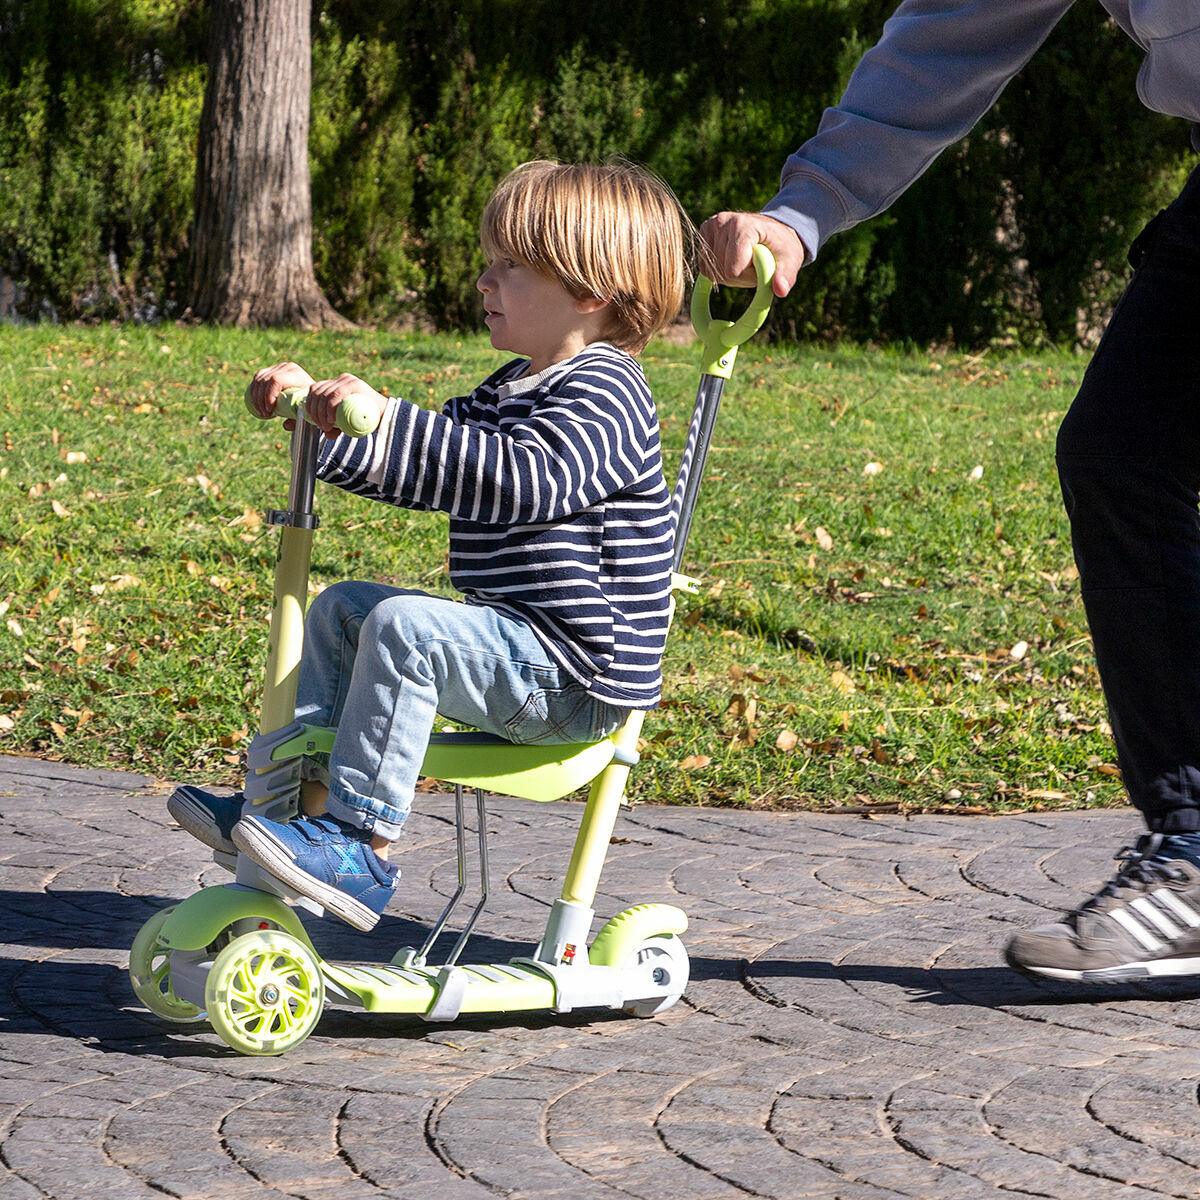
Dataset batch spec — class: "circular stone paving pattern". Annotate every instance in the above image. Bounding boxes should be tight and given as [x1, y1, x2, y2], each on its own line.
[3, 755, 1200, 1199]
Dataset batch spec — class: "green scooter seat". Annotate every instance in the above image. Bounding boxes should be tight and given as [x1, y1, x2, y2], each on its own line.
[270, 725, 621, 803]
[420, 731, 619, 802]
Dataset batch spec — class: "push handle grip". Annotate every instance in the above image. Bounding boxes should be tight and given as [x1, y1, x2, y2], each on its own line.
[690, 244, 775, 379]
[243, 384, 381, 438]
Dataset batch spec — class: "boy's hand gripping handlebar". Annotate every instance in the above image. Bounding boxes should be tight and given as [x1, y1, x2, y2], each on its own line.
[243, 384, 382, 438]
[690, 243, 775, 380]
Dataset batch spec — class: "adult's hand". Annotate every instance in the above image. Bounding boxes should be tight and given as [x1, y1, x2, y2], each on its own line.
[698, 212, 806, 298]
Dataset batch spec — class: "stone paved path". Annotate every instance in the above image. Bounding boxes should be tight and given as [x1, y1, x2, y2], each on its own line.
[4, 754, 1200, 1199]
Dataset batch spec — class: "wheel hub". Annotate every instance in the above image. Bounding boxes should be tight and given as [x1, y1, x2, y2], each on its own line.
[258, 983, 280, 1005]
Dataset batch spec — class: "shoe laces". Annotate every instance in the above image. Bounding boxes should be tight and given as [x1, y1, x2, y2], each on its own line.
[1074, 833, 1189, 917]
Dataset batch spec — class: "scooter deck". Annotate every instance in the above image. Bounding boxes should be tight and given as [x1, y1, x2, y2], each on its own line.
[322, 958, 556, 1015]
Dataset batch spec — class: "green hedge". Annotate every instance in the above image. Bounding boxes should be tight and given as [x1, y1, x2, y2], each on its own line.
[0, 0, 1192, 343]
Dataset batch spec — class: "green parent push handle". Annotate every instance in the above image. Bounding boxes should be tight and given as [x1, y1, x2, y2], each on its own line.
[243, 384, 381, 438]
[690, 243, 776, 380]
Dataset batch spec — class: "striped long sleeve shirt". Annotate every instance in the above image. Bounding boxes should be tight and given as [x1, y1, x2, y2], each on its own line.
[316, 343, 674, 707]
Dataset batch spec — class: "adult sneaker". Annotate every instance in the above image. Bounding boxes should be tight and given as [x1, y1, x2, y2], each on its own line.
[167, 785, 246, 854]
[232, 813, 398, 931]
[1004, 834, 1200, 982]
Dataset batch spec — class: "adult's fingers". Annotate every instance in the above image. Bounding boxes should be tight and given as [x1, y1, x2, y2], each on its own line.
[698, 212, 806, 297]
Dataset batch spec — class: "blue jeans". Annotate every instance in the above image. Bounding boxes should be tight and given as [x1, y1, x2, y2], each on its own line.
[295, 583, 624, 839]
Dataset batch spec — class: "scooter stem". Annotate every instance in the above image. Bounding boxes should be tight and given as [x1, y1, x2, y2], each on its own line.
[260, 419, 322, 735]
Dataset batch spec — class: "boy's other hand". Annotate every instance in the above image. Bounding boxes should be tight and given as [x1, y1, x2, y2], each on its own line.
[306, 374, 389, 440]
[249, 361, 316, 429]
[698, 212, 806, 298]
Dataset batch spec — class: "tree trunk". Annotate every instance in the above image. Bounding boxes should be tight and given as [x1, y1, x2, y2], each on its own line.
[188, 0, 349, 328]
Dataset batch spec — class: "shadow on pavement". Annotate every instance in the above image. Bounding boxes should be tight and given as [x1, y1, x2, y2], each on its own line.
[745, 957, 1200, 1007]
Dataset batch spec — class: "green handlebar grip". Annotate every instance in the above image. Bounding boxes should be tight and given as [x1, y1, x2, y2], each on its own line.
[691, 244, 776, 379]
[242, 384, 380, 438]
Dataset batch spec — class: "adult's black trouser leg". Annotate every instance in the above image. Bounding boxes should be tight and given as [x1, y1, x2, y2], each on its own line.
[1056, 165, 1200, 831]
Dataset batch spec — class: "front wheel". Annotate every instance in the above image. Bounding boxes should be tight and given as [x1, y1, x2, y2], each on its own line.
[205, 930, 325, 1056]
[622, 934, 690, 1018]
[129, 908, 204, 1023]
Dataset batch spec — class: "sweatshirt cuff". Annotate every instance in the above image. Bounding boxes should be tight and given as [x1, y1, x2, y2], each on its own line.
[762, 167, 854, 265]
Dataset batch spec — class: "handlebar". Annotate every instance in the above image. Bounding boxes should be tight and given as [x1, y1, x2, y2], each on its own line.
[243, 384, 381, 438]
[690, 244, 776, 380]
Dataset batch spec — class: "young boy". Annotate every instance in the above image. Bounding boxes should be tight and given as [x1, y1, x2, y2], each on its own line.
[168, 160, 689, 931]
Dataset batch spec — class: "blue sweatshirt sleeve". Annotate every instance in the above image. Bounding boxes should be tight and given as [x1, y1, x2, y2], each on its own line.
[763, 0, 1075, 262]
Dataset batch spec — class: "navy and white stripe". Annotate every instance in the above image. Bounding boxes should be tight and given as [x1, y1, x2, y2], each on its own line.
[317, 344, 673, 707]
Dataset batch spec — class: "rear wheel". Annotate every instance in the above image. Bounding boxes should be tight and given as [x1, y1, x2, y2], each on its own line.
[205, 930, 324, 1055]
[129, 908, 204, 1023]
[622, 934, 689, 1018]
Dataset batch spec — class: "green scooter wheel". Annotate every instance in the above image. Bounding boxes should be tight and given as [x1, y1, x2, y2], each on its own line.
[205, 930, 325, 1056]
[129, 907, 204, 1023]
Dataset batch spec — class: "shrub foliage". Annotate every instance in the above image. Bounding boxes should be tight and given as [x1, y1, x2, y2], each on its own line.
[0, 0, 1192, 342]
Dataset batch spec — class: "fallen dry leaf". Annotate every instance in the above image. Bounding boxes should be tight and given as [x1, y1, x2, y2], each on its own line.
[830, 670, 856, 695]
[814, 526, 834, 552]
[680, 754, 712, 770]
[776, 729, 799, 752]
[230, 508, 262, 530]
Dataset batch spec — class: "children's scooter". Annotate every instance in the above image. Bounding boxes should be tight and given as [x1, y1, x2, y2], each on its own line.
[128, 248, 775, 1055]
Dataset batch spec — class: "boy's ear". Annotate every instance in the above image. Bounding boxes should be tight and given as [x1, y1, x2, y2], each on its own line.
[574, 295, 610, 316]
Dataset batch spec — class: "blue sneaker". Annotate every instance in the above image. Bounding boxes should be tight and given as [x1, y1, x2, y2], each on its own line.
[167, 785, 245, 854]
[232, 813, 398, 931]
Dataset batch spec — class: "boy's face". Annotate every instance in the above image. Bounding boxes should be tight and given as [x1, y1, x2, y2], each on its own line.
[477, 256, 604, 372]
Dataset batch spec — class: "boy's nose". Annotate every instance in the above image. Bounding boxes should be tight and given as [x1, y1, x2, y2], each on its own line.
[476, 269, 493, 294]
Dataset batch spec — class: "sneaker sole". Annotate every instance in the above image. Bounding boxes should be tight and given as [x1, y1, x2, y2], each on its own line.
[231, 817, 382, 932]
[1004, 946, 1200, 983]
[167, 788, 237, 855]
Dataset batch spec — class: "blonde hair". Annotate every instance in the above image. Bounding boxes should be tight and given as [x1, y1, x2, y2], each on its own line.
[481, 159, 692, 354]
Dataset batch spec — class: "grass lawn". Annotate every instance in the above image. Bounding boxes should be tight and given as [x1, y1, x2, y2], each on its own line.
[0, 324, 1125, 815]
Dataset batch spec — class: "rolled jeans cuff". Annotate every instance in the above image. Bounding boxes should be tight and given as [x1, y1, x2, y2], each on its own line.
[325, 782, 409, 842]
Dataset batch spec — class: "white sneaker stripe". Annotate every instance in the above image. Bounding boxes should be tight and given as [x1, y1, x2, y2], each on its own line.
[1110, 906, 1166, 952]
[1130, 896, 1184, 939]
[1154, 889, 1200, 928]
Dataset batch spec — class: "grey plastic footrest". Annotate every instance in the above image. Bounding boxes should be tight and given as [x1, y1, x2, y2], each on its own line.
[233, 857, 325, 919]
[244, 733, 303, 823]
[243, 757, 301, 802]
[246, 721, 306, 770]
